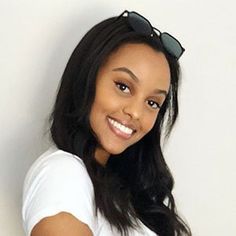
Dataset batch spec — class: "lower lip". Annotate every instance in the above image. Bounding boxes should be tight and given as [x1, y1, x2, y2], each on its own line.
[107, 117, 133, 140]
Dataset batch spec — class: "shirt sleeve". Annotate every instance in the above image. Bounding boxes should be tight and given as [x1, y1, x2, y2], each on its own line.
[22, 150, 97, 236]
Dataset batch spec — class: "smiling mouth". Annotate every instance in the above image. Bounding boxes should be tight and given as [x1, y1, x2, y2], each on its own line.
[107, 117, 135, 139]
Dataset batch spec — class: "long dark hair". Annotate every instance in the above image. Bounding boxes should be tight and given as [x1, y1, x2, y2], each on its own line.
[49, 14, 191, 236]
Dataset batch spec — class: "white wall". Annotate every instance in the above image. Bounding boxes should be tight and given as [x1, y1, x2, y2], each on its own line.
[0, 0, 235, 235]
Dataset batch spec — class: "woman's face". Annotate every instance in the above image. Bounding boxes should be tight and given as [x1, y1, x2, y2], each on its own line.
[89, 43, 170, 165]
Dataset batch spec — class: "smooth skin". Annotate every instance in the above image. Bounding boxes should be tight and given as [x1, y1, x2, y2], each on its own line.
[90, 43, 170, 166]
[31, 212, 93, 236]
[31, 43, 170, 235]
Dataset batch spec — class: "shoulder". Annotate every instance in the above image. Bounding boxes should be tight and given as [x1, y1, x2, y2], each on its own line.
[22, 146, 96, 236]
[26, 146, 87, 173]
[24, 146, 92, 191]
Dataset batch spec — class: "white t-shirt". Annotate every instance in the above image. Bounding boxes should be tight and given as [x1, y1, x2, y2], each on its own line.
[22, 146, 156, 236]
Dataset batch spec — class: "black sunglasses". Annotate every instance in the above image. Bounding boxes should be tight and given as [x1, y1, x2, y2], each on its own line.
[117, 10, 185, 60]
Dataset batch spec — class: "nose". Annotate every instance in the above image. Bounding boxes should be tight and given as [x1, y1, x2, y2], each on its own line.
[123, 98, 143, 120]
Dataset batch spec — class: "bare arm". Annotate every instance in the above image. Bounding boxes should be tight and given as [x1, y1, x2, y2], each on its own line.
[31, 212, 93, 236]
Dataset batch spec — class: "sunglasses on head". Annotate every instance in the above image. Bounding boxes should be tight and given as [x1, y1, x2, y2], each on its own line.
[117, 10, 185, 60]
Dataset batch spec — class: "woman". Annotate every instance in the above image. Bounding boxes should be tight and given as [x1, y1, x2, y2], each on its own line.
[22, 10, 191, 236]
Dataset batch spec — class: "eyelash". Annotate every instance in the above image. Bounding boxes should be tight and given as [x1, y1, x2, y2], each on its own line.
[114, 81, 161, 109]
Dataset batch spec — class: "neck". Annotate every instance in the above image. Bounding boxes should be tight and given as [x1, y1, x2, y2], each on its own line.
[94, 147, 110, 167]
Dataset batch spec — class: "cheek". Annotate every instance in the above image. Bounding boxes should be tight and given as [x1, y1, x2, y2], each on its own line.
[142, 113, 158, 134]
[90, 91, 120, 121]
[94, 90, 123, 114]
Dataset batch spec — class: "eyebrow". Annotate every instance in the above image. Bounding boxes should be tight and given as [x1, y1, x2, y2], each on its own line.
[112, 67, 168, 97]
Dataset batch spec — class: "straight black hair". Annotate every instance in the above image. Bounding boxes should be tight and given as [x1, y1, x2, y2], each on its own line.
[49, 14, 191, 236]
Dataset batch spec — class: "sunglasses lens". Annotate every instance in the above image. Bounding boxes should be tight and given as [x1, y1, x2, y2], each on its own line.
[121, 11, 185, 59]
[128, 12, 152, 35]
[161, 33, 183, 59]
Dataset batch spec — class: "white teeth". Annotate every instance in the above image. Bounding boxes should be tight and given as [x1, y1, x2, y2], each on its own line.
[108, 118, 133, 135]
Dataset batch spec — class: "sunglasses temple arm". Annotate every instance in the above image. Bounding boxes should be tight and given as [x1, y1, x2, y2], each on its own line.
[153, 27, 161, 35]
[116, 10, 129, 20]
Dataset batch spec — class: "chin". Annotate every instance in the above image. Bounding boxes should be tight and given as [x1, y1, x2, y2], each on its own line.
[105, 145, 128, 156]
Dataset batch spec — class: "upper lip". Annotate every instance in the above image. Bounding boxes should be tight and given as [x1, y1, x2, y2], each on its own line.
[108, 116, 137, 132]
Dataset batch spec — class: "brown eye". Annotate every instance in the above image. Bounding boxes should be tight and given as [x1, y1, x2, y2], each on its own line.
[147, 100, 160, 109]
[115, 82, 131, 94]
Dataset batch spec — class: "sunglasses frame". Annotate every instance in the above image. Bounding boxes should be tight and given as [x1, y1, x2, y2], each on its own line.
[117, 10, 185, 60]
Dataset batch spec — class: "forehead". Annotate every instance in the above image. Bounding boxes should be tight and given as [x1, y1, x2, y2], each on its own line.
[100, 43, 171, 90]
